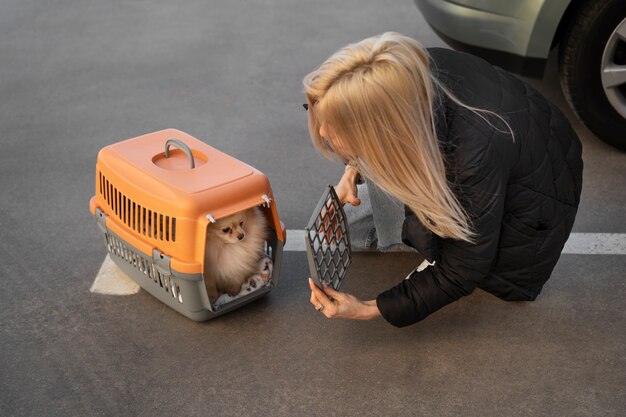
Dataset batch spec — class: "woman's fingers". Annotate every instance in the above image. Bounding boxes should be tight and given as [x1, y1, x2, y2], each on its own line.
[347, 182, 361, 206]
[321, 283, 342, 300]
[335, 169, 361, 207]
[309, 278, 331, 301]
[308, 278, 337, 317]
[309, 288, 319, 306]
[308, 278, 327, 303]
[337, 184, 360, 206]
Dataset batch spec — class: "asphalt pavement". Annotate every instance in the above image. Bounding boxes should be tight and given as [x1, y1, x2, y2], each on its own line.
[1, 1, 625, 416]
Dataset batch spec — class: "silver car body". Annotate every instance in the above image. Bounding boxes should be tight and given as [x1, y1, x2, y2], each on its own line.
[416, 0, 570, 59]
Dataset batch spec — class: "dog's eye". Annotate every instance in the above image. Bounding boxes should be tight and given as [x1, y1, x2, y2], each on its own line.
[240, 221, 244, 226]
[222, 227, 231, 233]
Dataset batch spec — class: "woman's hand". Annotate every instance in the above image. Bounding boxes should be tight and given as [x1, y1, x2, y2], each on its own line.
[308, 278, 380, 320]
[335, 165, 361, 206]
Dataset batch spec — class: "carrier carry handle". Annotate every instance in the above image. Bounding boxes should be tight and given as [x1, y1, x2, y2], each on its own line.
[164, 139, 195, 169]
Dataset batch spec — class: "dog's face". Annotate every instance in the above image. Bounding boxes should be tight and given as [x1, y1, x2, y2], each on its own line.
[208, 211, 248, 244]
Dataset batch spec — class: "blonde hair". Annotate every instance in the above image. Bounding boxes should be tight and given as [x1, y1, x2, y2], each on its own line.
[303, 32, 512, 242]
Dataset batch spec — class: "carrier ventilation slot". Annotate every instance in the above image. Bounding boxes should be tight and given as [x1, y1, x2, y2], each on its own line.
[105, 232, 183, 304]
[99, 171, 177, 243]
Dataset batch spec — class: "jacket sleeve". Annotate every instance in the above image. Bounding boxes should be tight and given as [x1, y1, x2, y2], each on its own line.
[376, 141, 508, 327]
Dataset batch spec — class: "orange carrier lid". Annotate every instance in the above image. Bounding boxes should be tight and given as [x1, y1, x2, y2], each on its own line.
[90, 129, 284, 274]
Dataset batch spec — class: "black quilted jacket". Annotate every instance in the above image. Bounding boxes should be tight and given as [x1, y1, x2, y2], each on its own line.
[376, 48, 583, 327]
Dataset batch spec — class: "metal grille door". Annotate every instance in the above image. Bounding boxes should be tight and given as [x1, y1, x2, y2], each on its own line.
[304, 185, 352, 290]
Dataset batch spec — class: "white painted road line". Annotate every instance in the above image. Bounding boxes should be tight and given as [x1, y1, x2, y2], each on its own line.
[287, 231, 626, 254]
[91, 231, 626, 295]
[90, 254, 140, 295]
[562, 233, 626, 255]
[285, 229, 306, 252]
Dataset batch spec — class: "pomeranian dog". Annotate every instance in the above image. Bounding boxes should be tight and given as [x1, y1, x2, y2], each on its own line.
[204, 207, 272, 300]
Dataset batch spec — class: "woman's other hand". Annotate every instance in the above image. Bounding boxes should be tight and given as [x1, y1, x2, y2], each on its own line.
[335, 165, 361, 206]
[308, 278, 380, 320]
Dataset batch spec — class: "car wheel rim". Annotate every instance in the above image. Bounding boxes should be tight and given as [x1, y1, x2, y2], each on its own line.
[601, 17, 626, 119]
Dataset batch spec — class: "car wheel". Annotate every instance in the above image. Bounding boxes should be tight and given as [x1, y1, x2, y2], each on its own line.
[559, 0, 626, 151]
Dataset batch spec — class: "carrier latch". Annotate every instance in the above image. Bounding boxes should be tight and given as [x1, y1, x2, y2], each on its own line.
[95, 208, 108, 234]
[153, 249, 172, 276]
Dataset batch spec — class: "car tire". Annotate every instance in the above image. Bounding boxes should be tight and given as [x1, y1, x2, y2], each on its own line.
[559, 0, 626, 151]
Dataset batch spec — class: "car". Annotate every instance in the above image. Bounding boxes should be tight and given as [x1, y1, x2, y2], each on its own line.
[415, 0, 626, 151]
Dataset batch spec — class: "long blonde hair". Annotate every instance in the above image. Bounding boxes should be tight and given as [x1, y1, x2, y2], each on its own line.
[303, 32, 512, 242]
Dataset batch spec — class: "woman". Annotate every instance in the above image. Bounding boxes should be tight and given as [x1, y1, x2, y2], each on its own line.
[303, 32, 583, 327]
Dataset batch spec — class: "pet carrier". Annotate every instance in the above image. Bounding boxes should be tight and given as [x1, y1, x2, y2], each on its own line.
[89, 129, 285, 321]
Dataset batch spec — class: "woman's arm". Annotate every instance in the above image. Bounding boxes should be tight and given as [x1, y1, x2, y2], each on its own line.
[376, 141, 509, 327]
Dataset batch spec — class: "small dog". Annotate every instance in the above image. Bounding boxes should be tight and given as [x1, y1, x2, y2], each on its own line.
[204, 207, 272, 300]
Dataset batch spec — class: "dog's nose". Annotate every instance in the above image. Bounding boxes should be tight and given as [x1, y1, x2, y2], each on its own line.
[237, 233, 244, 240]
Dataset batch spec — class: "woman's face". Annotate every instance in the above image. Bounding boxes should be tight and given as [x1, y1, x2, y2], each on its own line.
[319, 124, 350, 162]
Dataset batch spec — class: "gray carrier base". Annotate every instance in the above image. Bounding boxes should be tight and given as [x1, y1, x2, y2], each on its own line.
[94, 208, 283, 321]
